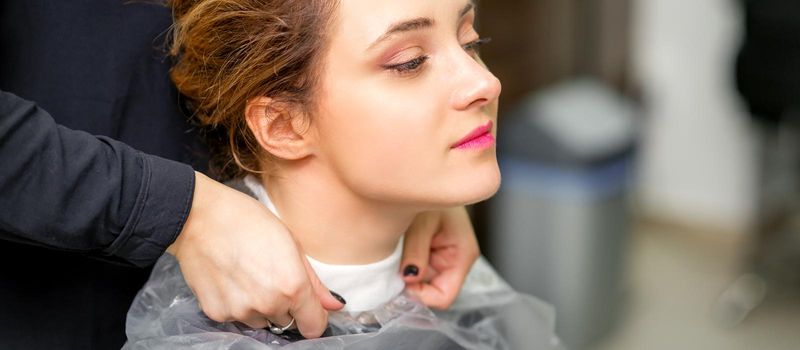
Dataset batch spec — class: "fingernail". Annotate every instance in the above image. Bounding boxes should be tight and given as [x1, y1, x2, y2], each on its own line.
[403, 264, 419, 277]
[330, 290, 347, 305]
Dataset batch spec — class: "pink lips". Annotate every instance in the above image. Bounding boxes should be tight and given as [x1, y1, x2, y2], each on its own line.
[452, 121, 495, 150]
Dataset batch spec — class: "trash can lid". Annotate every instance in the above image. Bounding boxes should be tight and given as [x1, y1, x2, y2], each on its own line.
[499, 79, 638, 166]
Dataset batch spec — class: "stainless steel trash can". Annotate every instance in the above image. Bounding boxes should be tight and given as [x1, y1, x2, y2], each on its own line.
[487, 80, 636, 349]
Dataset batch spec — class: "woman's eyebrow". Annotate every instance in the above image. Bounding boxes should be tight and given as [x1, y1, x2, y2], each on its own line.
[367, 18, 434, 51]
[366, 2, 475, 52]
[459, 2, 475, 18]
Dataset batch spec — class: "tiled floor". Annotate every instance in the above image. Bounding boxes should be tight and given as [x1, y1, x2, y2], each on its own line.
[591, 222, 800, 350]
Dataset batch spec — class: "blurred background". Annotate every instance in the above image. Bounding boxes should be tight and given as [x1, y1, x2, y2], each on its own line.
[473, 0, 800, 349]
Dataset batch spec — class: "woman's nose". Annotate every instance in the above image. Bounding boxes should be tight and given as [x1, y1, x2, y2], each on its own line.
[450, 55, 502, 111]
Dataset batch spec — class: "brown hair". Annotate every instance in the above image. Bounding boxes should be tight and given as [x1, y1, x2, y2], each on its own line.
[168, 0, 338, 180]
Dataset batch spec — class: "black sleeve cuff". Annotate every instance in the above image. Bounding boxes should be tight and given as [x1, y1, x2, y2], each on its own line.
[106, 154, 195, 267]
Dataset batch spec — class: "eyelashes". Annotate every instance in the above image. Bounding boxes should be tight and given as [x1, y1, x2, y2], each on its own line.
[384, 37, 491, 76]
[385, 55, 430, 75]
[462, 37, 491, 56]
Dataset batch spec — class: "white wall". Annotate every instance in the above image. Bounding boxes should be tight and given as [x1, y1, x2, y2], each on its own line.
[632, 0, 756, 232]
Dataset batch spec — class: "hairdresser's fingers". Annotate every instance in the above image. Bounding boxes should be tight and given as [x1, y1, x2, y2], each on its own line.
[405, 245, 466, 309]
[288, 277, 330, 338]
[191, 281, 228, 323]
[235, 241, 327, 335]
[400, 211, 440, 284]
[407, 261, 471, 309]
[263, 310, 295, 331]
[227, 284, 293, 330]
[246, 297, 294, 330]
[236, 309, 272, 329]
[303, 253, 347, 311]
[406, 207, 479, 309]
[406, 280, 453, 310]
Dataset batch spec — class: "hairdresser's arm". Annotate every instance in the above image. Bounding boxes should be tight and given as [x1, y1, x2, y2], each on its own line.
[401, 207, 480, 309]
[0, 91, 341, 337]
[0, 90, 194, 265]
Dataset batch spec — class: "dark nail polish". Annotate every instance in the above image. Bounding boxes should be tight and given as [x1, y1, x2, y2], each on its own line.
[330, 290, 347, 305]
[403, 264, 419, 277]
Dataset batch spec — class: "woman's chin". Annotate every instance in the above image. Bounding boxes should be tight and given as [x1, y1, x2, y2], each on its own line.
[445, 165, 502, 206]
[468, 174, 502, 204]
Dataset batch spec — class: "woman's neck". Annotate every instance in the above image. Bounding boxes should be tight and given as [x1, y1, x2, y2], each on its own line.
[260, 163, 417, 264]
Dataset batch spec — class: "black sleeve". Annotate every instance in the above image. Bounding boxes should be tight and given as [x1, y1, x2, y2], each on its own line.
[0, 90, 196, 267]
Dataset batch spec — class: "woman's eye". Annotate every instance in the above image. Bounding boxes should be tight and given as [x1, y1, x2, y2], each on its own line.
[462, 37, 492, 56]
[384, 55, 430, 75]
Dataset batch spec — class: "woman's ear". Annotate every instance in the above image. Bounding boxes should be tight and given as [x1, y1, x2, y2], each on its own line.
[245, 96, 314, 160]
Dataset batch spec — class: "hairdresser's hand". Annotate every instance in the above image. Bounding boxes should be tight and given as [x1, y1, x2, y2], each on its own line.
[400, 206, 480, 309]
[167, 172, 344, 338]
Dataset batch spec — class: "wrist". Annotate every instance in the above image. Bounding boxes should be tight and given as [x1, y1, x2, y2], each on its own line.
[168, 171, 215, 256]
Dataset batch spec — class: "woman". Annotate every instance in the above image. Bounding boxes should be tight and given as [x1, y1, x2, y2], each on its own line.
[125, 0, 562, 348]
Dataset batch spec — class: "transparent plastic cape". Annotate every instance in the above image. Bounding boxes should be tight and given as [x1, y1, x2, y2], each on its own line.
[124, 254, 565, 350]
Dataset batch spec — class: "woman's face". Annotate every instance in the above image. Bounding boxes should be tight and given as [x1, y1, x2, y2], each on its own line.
[311, 0, 501, 208]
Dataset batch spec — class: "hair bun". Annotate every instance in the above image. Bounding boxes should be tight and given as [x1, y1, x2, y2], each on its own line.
[165, 0, 336, 180]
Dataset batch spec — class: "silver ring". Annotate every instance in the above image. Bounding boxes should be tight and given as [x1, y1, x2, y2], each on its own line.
[267, 317, 295, 335]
